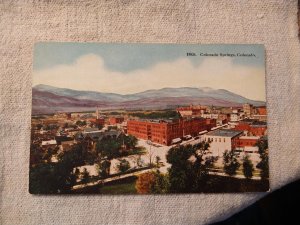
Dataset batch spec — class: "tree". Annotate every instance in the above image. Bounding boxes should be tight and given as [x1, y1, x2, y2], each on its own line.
[223, 149, 240, 176]
[30, 143, 43, 165]
[242, 155, 254, 179]
[155, 156, 161, 168]
[96, 137, 122, 159]
[43, 147, 54, 163]
[74, 168, 80, 178]
[151, 170, 170, 194]
[166, 145, 194, 192]
[116, 159, 130, 173]
[57, 143, 86, 168]
[29, 162, 76, 194]
[135, 172, 155, 194]
[256, 137, 269, 180]
[135, 171, 170, 194]
[76, 120, 86, 127]
[190, 142, 216, 192]
[96, 124, 103, 130]
[124, 135, 138, 150]
[98, 160, 111, 178]
[81, 168, 90, 183]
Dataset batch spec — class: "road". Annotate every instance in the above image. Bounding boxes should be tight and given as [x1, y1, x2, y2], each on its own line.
[72, 168, 152, 190]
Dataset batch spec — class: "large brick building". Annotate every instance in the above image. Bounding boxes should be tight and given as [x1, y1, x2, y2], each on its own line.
[127, 117, 215, 145]
[176, 105, 207, 117]
[235, 121, 267, 137]
[236, 136, 260, 147]
[109, 116, 124, 125]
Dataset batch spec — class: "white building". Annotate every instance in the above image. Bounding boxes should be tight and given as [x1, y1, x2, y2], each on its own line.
[201, 113, 219, 119]
[202, 129, 243, 157]
[41, 140, 57, 147]
[230, 113, 239, 122]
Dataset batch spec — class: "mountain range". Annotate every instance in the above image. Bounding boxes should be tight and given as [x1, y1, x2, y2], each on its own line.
[32, 84, 265, 114]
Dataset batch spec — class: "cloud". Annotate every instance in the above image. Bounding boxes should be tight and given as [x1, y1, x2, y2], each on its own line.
[33, 54, 266, 101]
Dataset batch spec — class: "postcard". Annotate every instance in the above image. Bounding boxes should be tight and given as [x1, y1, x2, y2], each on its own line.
[30, 43, 269, 194]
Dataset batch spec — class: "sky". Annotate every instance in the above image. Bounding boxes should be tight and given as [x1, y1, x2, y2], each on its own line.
[33, 43, 266, 101]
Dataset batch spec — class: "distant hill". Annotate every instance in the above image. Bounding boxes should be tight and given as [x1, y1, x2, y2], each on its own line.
[32, 84, 265, 114]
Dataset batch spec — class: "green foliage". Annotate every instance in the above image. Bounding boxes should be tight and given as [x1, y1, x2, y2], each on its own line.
[116, 159, 131, 173]
[167, 145, 192, 192]
[96, 137, 122, 159]
[75, 120, 86, 126]
[96, 135, 138, 159]
[30, 143, 43, 165]
[43, 124, 59, 130]
[223, 150, 240, 176]
[190, 141, 216, 192]
[29, 162, 76, 194]
[57, 143, 86, 167]
[107, 126, 118, 131]
[124, 135, 138, 150]
[129, 110, 181, 119]
[85, 151, 98, 165]
[242, 155, 254, 179]
[30, 143, 90, 193]
[109, 111, 122, 115]
[166, 144, 215, 193]
[155, 156, 161, 168]
[36, 124, 43, 130]
[256, 138, 269, 180]
[98, 160, 111, 178]
[150, 170, 170, 194]
[81, 168, 90, 183]
[96, 124, 104, 130]
[74, 168, 80, 177]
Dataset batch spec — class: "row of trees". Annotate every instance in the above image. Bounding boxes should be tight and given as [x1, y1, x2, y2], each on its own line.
[222, 138, 269, 181]
[135, 138, 269, 194]
[129, 110, 181, 120]
[223, 150, 254, 179]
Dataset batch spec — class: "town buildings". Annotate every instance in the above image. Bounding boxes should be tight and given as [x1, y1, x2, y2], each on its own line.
[109, 116, 124, 125]
[202, 129, 243, 156]
[176, 104, 207, 117]
[234, 120, 267, 136]
[243, 103, 254, 117]
[127, 117, 216, 145]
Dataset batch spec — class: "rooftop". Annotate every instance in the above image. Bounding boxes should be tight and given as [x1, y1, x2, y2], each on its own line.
[239, 136, 260, 140]
[83, 128, 100, 133]
[129, 118, 177, 124]
[206, 129, 243, 137]
[41, 140, 57, 145]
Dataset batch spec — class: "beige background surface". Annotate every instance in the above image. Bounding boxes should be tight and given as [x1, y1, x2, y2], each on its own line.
[1, 1, 300, 224]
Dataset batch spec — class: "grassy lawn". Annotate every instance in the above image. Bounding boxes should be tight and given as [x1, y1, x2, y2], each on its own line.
[100, 180, 137, 194]
[73, 174, 268, 194]
[73, 176, 138, 194]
